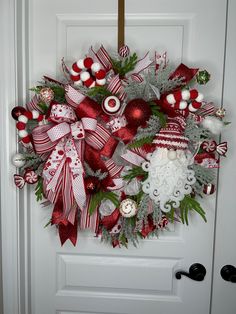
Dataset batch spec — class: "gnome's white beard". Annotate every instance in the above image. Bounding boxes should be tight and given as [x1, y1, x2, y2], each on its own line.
[142, 148, 196, 212]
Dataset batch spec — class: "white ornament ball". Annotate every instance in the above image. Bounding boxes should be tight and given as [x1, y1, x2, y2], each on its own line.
[12, 153, 26, 168]
[96, 78, 106, 86]
[32, 110, 39, 119]
[179, 100, 188, 110]
[18, 130, 28, 138]
[18, 115, 28, 123]
[91, 62, 101, 73]
[80, 71, 90, 82]
[182, 90, 190, 100]
[119, 199, 138, 218]
[188, 103, 198, 112]
[166, 94, 176, 105]
[196, 93, 204, 102]
[167, 149, 177, 160]
[70, 69, 80, 76]
[77, 59, 85, 69]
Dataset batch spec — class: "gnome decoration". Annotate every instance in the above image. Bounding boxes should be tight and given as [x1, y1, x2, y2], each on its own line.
[142, 115, 196, 212]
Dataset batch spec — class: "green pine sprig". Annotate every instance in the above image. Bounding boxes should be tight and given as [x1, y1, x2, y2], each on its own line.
[88, 191, 120, 216]
[111, 53, 138, 77]
[179, 195, 207, 225]
[87, 86, 112, 98]
[128, 136, 154, 149]
[122, 166, 148, 182]
[149, 102, 167, 127]
[35, 177, 44, 202]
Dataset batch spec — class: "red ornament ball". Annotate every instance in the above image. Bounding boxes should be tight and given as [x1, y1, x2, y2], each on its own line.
[11, 106, 26, 120]
[84, 176, 101, 194]
[124, 99, 152, 127]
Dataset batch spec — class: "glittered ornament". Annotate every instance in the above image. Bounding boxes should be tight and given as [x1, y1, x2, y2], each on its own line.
[203, 183, 215, 195]
[196, 70, 211, 85]
[119, 198, 138, 218]
[215, 108, 226, 118]
[84, 176, 101, 194]
[124, 99, 152, 127]
[39, 87, 54, 104]
[119, 45, 130, 58]
[12, 153, 26, 168]
[102, 96, 121, 115]
[11, 106, 26, 120]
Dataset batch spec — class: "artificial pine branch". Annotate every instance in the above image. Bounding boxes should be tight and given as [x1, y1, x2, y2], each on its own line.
[111, 53, 138, 77]
[35, 177, 44, 202]
[122, 166, 148, 182]
[179, 195, 207, 225]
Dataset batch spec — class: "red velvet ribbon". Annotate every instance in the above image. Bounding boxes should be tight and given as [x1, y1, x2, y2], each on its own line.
[169, 63, 199, 84]
[100, 208, 120, 231]
[51, 195, 78, 246]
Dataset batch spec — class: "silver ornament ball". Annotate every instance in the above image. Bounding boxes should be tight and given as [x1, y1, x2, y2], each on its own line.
[12, 153, 26, 168]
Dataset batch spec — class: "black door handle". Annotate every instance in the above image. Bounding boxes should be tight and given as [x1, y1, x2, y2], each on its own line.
[175, 263, 206, 281]
[220, 265, 236, 283]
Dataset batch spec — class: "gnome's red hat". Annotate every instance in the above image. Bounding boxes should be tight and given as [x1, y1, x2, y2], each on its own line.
[153, 115, 189, 150]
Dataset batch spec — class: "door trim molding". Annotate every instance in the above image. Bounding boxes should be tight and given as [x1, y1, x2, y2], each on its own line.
[0, 0, 29, 313]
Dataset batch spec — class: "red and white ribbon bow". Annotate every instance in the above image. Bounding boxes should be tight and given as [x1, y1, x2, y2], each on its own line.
[42, 106, 97, 224]
[202, 140, 228, 156]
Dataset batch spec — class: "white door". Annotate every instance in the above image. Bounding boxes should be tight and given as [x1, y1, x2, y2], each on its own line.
[211, 0, 236, 313]
[2, 0, 228, 314]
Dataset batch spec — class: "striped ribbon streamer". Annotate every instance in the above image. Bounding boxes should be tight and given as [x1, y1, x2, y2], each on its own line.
[89, 45, 113, 71]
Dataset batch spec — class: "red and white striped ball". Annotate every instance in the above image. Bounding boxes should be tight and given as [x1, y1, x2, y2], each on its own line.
[102, 96, 121, 115]
[119, 45, 130, 58]
[203, 183, 215, 195]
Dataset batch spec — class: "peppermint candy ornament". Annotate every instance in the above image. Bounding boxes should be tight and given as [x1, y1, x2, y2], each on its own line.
[70, 57, 106, 88]
[24, 170, 38, 184]
[14, 174, 25, 189]
[202, 140, 217, 153]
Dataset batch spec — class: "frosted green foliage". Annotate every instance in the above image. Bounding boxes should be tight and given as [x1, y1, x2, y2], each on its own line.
[124, 80, 147, 101]
[133, 115, 161, 141]
[120, 217, 139, 247]
[84, 162, 108, 180]
[100, 227, 113, 244]
[144, 64, 184, 94]
[185, 115, 211, 142]
[152, 202, 162, 226]
[136, 194, 150, 231]
[191, 164, 216, 194]
[20, 153, 43, 171]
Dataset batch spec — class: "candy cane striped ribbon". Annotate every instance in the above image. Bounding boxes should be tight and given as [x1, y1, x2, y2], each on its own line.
[80, 196, 99, 231]
[89, 45, 113, 71]
[26, 95, 43, 112]
[197, 102, 216, 116]
[65, 85, 85, 109]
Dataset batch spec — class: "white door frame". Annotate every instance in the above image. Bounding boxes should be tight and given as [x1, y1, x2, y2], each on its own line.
[0, 1, 231, 314]
[0, 0, 29, 313]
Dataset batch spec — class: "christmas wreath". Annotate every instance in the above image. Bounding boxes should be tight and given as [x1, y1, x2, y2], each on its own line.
[11, 45, 228, 247]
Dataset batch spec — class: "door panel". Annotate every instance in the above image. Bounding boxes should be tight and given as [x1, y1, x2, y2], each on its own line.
[27, 1, 227, 313]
